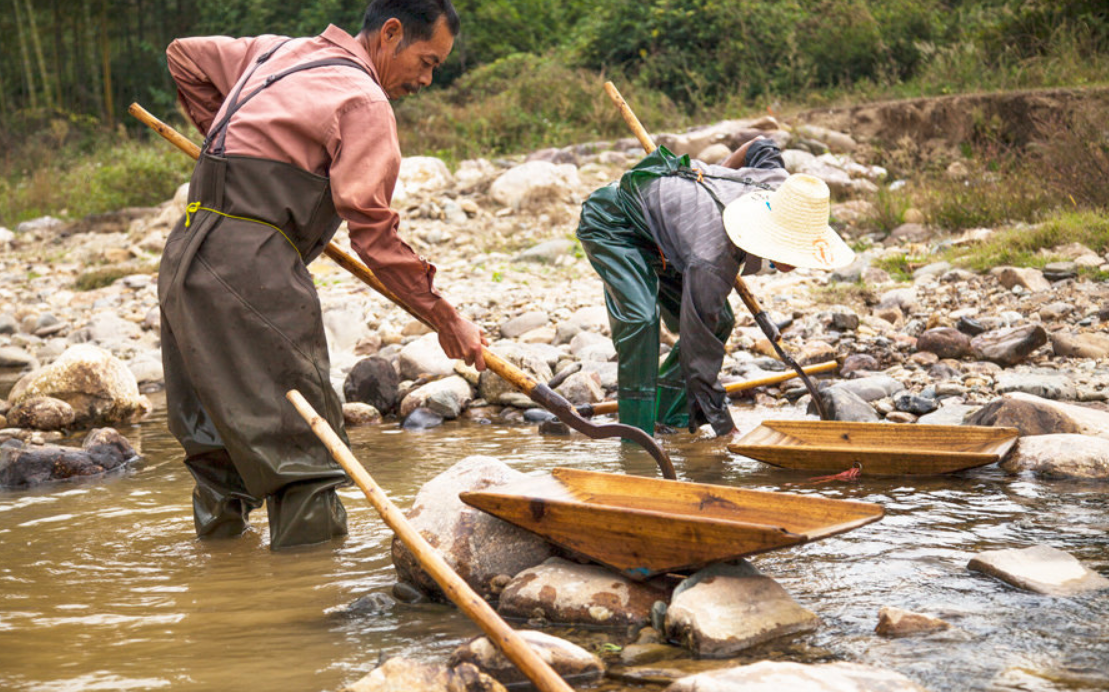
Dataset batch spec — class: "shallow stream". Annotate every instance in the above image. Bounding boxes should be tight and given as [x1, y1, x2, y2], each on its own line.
[2, 394, 1107, 691]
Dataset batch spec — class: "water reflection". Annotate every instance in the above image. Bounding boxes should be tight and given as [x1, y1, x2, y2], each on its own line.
[0, 397, 1107, 691]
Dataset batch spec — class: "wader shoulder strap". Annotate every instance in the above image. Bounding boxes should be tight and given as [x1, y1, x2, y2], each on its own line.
[206, 40, 372, 155]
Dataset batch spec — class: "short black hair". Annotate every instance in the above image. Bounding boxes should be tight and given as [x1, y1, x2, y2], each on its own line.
[361, 0, 460, 43]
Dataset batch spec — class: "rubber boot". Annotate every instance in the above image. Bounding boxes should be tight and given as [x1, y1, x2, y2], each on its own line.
[266, 479, 348, 550]
[184, 450, 263, 539]
[618, 388, 658, 437]
[656, 342, 690, 430]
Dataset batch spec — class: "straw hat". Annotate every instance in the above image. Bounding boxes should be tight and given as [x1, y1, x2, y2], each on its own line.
[722, 173, 854, 270]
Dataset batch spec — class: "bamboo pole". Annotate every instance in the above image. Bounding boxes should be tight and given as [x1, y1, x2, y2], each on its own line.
[285, 390, 574, 692]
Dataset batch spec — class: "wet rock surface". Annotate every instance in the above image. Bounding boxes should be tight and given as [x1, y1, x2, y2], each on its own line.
[449, 629, 603, 688]
[0, 427, 137, 489]
[968, 545, 1109, 596]
[663, 661, 929, 692]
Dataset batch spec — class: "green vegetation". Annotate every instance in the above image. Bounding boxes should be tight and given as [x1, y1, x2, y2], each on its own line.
[943, 210, 1109, 271]
[74, 261, 160, 291]
[1, 0, 1106, 229]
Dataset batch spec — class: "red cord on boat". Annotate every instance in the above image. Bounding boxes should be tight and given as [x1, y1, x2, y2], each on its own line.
[788, 462, 863, 486]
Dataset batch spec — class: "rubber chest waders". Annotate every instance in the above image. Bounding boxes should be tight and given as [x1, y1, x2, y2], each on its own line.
[158, 40, 368, 549]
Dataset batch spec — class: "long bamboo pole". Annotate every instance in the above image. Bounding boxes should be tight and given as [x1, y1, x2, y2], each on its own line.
[286, 390, 574, 692]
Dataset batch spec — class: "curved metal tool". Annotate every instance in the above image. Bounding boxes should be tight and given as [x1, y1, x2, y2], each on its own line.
[130, 102, 677, 480]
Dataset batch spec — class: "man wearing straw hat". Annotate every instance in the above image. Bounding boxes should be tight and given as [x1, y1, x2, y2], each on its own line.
[576, 137, 855, 438]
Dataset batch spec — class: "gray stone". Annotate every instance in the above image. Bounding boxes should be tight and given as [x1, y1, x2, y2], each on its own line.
[996, 372, 1076, 400]
[875, 606, 951, 637]
[916, 328, 972, 360]
[342, 657, 506, 692]
[526, 147, 577, 165]
[664, 661, 928, 692]
[968, 545, 1109, 596]
[888, 223, 930, 243]
[815, 387, 880, 422]
[398, 333, 456, 380]
[449, 630, 603, 688]
[399, 375, 473, 419]
[499, 311, 549, 339]
[913, 261, 951, 280]
[478, 343, 553, 406]
[966, 392, 1109, 438]
[894, 392, 938, 415]
[991, 266, 1050, 292]
[344, 356, 400, 414]
[514, 238, 576, 264]
[342, 402, 381, 427]
[392, 456, 557, 601]
[665, 562, 819, 658]
[401, 407, 443, 430]
[1042, 261, 1078, 282]
[498, 557, 668, 628]
[0, 313, 18, 335]
[16, 215, 66, 235]
[841, 353, 879, 376]
[322, 303, 370, 353]
[553, 370, 604, 406]
[0, 427, 137, 489]
[85, 312, 142, 345]
[1051, 331, 1109, 359]
[1000, 434, 1109, 479]
[696, 143, 733, 164]
[6, 396, 76, 431]
[918, 403, 980, 426]
[828, 375, 905, 402]
[876, 287, 918, 314]
[127, 357, 164, 385]
[0, 346, 37, 369]
[8, 345, 149, 427]
[489, 161, 580, 211]
[971, 325, 1048, 367]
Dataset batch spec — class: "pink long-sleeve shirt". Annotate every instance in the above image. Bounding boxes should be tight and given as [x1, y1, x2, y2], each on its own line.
[167, 24, 452, 326]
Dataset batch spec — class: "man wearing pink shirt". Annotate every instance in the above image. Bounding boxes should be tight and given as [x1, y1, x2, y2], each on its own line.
[159, 0, 484, 550]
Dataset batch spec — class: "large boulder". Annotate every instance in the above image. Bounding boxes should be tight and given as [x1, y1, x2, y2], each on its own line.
[5, 396, 76, 431]
[391, 456, 558, 601]
[488, 161, 581, 211]
[449, 630, 603, 688]
[398, 333, 456, 380]
[664, 562, 820, 658]
[971, 325, 1048, 367]
[968, 545, 1109, 596]
[8, 345, 149, 427]
[664, 661, 928, 692]
[343, 356, 400, 414]
[1051, 331, 1109, 359]
[965, 393, 1109, 439]
[0, 428, 138, 489]
[1000, 434, 1109, 479]
[916, 328, 973, 360]
[342, 658, 505, 692]
[498, 557, 668, 628]
[398, 375, 473, 420]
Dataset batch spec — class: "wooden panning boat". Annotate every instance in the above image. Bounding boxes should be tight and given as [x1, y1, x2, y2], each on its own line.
[728, 420, 1020, 476]
[459, 467, 883, 581]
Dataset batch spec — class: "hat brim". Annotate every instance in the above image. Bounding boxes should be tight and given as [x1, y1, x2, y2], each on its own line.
[723, 191, 855, 270]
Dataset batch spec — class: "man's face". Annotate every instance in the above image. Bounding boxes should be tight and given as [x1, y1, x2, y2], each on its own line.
[376, 17, 454, 99]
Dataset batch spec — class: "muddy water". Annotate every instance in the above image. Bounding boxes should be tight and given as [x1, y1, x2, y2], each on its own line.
[1, 396, 1107, 692]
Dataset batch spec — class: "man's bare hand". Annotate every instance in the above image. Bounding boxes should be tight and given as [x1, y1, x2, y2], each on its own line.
[438, 316, 487, 371]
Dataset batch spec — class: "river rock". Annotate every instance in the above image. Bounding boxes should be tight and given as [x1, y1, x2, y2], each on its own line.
[498, 557, 668, 628]
[815, 387, 880, 422]
[971, 325, 1048, 367]
[398, 156, 454, 196]
[664, 661, 928, 692]
[489, 161, 580, 211]
[5, 396, 76, 431]
[1000, 434, 1109, 479]
[894, 392, 938, 415]
[665, 562, 819, 658]
[995, 372, 1076, 400]
[968, 545, 1109, 596]
[875, 606, 951, 637]
[0, 427, 137, 489]
[555, 306, 610, 344]
[966, 393, 1109, 439]
[449, 630, 603, 688]
[828, 375, 905, 402]
[840, 353, 879, 377]
[391, 456, 557, 601]
[991, 266, 1051, 293]
[398, 333, 456, 380]
[478, 343, 553, 406]
[515, 239, 576, 264]
[1042, 261, 1078, 282]
[554, 370, 604, 405]
[1051, 331, 1109, 359]
[697, 143, 733, 164]
[0, 346, 37, 369]
[399, 375, 473, 419]
[916, 328, 973, 360]
[797, 341, 837, 366]
[83, 311, 142, 346]
[342, 402, 381, 427]
[401, 407, 444, 430]
[8, 344, 149, 427]
[343, 658, 506, 692]
[499, 311, 549, 339]
[343, 356, 400, 414]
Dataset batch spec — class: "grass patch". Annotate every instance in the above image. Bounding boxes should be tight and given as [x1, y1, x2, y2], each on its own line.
[940, 210, 1109, 272]
[73, 262, 158, 291]
[871, 253, 919, 282]
[810, 280, 876, 307]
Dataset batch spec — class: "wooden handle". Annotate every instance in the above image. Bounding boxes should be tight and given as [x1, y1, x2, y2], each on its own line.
[587, 360, 839, 417]
[128, 102, 542, 399]
[604, 82, 657, 154]
[287, 390, 573, 692]
[129, 103, 201, 159]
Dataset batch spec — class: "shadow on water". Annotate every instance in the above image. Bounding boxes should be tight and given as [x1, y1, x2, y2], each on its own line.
[1, 395, 1107, 691]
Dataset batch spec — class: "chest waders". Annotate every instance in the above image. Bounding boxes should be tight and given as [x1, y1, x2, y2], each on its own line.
[577, 146, 766, 435]
[158, 41, 368, 549]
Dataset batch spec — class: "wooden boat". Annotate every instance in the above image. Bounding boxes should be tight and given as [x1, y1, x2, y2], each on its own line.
[459, 467, 883, 581]
[728, 420, 1020, 476]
